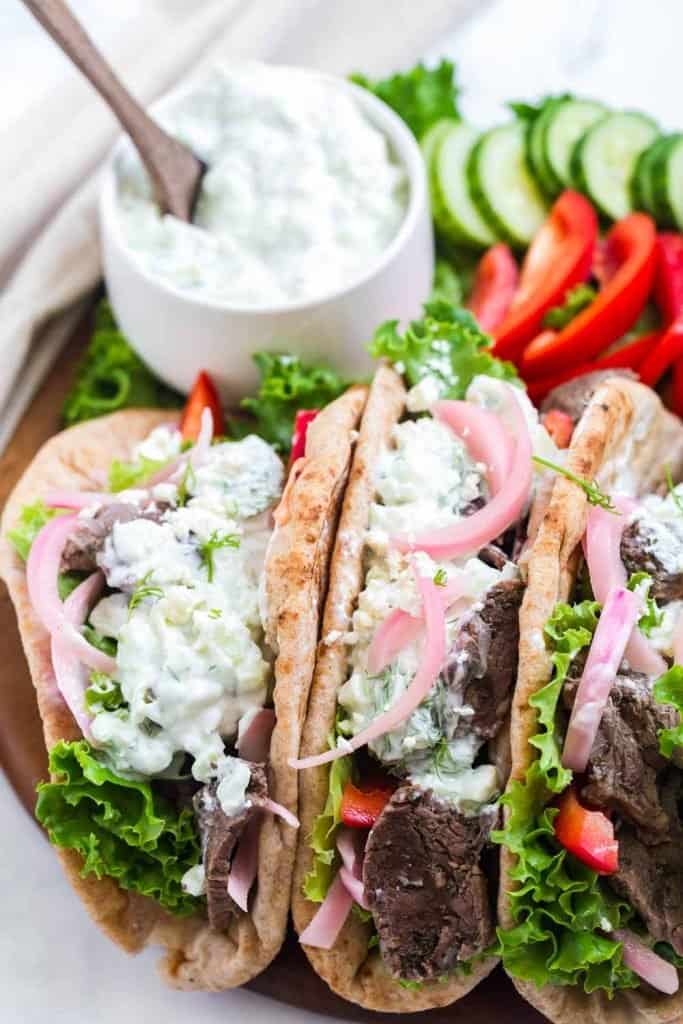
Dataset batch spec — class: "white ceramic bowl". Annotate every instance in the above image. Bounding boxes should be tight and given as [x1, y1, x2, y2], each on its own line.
[99, 67, 434, 402]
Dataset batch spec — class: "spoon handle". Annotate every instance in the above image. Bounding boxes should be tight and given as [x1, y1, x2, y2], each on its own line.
[22, 0, 204, 220]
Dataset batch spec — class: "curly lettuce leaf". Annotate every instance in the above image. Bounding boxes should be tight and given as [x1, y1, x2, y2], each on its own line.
[302, 755, 352, 902]
[63, 301, 180, 426]
[350, 60, 460, 139]
[627, 572, 663, 637]
[7, 502, 83, 598]
[239, 353, 348, 453]
[493, 599, 638, 995]
[369, 300, 518, 400]
[529, 600, 599, 793]
[36, 740, 201, 916]
[493, 773, 636, 993]
[108, 454, 168, 492]
[430, 259, 464, 306]
[654, 666, 683, 758]
[7, 500, 60, 561]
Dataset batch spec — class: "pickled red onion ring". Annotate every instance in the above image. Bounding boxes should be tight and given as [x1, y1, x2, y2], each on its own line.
[290, 568, 446, 770]
[227, 813, 262, 912]
[391, 386, 532, 559]
[339, 868, 369, 910]
[299, 873, 353, 949]
[27, 515, 117, 674]
[51, 571, 106, 739]
[337, 827, 369, 910]
[367, 573, 467, 676]
[237, 708, 276, 762]
[585, 500, 667, 676]
[432, 400, 514, 494]
[45, 491, 112, 510]
[190, 407, 214, 469]
[262, 798, 299, 829]
[612, 929, 679, 995]
[562, 586, 640, 772]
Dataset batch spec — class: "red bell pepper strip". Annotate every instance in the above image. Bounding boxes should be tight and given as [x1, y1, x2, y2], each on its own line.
[554, 787, 619, 875]
[672, 360, 683, 417]
[340, 779, 396, 830]
[525, 332, 661, 405]
[466, 243, 518, 332]
[541, 409, 574, 449]
[654, 233, 683, 323]
[492, 191, 597, 361]
[179, 371, 225, 441]
[290, 409, 319, 464]
[638, 317, 683, 388]
[520, 213, 658, 379]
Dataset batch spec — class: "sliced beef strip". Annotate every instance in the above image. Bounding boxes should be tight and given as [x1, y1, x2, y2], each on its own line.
[193, 762, 267, 931]
[609, 773, 683, 956]
[620, 516, 683, 604]
[363, 785, 498, 981]
[60, 502, 166, 573]
[540, 369, 636, 424]
[443, 579, 524, 740]
[564, 672, 678, 840]
[478, 544, 510, 571]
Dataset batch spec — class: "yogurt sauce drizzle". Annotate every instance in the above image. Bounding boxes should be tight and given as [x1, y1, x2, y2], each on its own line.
[115, 63, 408, 307]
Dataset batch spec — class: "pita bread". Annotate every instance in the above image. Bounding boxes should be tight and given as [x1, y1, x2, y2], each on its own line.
[0, 387, 366, 992]
[291, 367, 501, 1011]
[500, 377, 683, 1023]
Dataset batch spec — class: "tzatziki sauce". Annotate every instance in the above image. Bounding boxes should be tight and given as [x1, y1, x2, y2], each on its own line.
[115, 63, 408, 307]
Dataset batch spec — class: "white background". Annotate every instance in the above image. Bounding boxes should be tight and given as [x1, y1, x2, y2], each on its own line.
[2, 0, 683, 1021]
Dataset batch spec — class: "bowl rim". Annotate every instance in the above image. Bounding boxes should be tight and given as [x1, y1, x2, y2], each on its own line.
[99, 62, 429, 317]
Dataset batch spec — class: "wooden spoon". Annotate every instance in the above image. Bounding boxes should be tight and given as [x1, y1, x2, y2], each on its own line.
[22, 0, 206, 221]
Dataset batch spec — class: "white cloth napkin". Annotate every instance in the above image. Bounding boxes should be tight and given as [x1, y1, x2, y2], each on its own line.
[0, 0, 477, 454]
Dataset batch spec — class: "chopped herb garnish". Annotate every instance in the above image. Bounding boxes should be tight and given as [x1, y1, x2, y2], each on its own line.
[129, 572, 164, 611]
[208, 608, 222, 620]
[199, 531, 240, 582]
[665, 464, 683, 515]
[176, 461, 196, 507]
[433, 567, 447, 587]
[85, 673, 124, 714]
[532, 455, 618, 513]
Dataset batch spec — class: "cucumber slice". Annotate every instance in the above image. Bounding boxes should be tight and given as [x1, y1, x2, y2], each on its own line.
[467, 122, 548, 248]
[420, 118, 458, 172]
[571, 111, 659, 221]
[527, 103, 560, 198]
[431, 122, 497, 247]
[650, 133, 683, 229]
[544, 98, 607, 189]
[630, 135, 668, 216]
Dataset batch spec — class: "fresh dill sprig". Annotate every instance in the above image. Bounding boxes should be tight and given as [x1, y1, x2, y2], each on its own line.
[433, 567, 447, 587]
[129, 571, 164, 611]
[176, 461, 196, 507]
[199, 531, 240, 582]
[665, 464, 683, 515]
[532, 455, 618, 513]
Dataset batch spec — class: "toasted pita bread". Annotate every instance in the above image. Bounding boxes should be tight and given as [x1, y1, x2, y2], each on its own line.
[292, 366, 506, 1011]
[500, 377, 683, 1024]
[0, 387, 366, 991]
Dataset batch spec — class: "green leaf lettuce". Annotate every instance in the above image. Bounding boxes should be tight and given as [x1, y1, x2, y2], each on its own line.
[369, 300, 517, 401]
[239, 353, 348, 453]
[493, 600, 639, 995]
[350, 60, 460, 139]
[302, 755, 352, 902]
[36, 740, 202, 916]
[63, 301, 180, 426]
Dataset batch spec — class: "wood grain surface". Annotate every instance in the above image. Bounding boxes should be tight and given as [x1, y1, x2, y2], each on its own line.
[0, 308, 545, 1022]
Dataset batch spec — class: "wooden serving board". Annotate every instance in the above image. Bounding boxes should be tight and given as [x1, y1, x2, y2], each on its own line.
[0, 308, 545, 1023]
